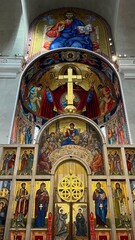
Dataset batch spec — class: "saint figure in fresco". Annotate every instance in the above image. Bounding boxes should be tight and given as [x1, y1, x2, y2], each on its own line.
[20, 150, 29, 175]
[7, 150, 16, 175]
[2, 150, 16, 175]
[75, 208, 87, 236]
[26, 84, 43, 112]
[112, 182, 128, 227]
[1, 150, 11, 175]
[125, 150, 132, 174]
[46, 12, 93, 50]
[86, 81, 101, 119]
[34, 183, 49, 227]
[0, 200, 7, 225]
[38, 87, 54, 119]
[14, 183, 29, 227]
[25, 126, 33, 144]
[90, 149, 103, 175]
[0, 181, 11, 226]
[38, 82, 102, 120]
[98, 84, 115, 115]
[93, 182, 108, 227]
[55, 208, 68, 236]
[61, 123, 79, 146]
[113, 151, 123, 175]
[25, 150, 34, 174]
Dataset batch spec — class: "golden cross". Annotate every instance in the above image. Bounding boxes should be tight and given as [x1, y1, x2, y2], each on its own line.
[58, 67, 82, 112]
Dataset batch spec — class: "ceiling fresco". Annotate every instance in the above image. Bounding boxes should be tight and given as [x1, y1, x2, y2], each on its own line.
[26, 8, 113, 60]
[11, 48, 129, 144]
[22, 49, 118, 122]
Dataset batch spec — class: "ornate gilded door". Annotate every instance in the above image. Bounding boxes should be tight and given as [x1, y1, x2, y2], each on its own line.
[54, 161, 89, 240]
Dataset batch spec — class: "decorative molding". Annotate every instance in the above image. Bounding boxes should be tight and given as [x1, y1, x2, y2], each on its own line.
[1, 56, 135, 79]
[0, 57, 23, 79]
[118, 57, 135, 79]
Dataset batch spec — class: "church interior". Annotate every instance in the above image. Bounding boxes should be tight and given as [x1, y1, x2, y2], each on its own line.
[0, 1, 135, 239]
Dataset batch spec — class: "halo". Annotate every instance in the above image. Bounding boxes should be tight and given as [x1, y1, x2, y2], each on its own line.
[0, 200, 5, 207]
[0, 198, 8, 207]
[78, 207, 83, 213]
[59, 207, 64, 213]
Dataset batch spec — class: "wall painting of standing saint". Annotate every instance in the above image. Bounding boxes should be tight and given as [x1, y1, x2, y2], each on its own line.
[72, 203, 88, 239]
[107, 148, 123, 175]
[125, 148, 135, 175]
[0, 148, 17, 175]
[92, 181, 110, 229]
[111, 181, 130, 228]
[54, 203, 69, 240]
[130, 180, 135, 219]
[18, 148, 34, 175]
[33, 181, 50, 228]
[11, 181, 30, 228]
[0, 180, 11, 239]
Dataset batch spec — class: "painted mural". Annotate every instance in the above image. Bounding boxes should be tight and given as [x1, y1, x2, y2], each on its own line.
[0, 181, 11, 225]
[11, 48, 129, 145]
[125, 149, 135, 175]
[106, 101, 129, 144]
[130, 180, 135, 219]
[26, 8, 113, 60]
[111, 181, 130, 228]
[0, 148, 17, 175]
[37, 117, 104, 175]
[0, 181, 11, 239]
[92, 181, 109, 228]
[23, 61, 117, 120]
[107, 148, 123, 175]
[54, 203, 88, 239]
[33, 181, 50, 229]
[17, 148, 34, 175]
[11, 181, 30, 228]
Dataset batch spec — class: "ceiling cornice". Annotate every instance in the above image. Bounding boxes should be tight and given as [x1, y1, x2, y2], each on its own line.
[118, 58, 135, 79]
[0, 57, 22, 79]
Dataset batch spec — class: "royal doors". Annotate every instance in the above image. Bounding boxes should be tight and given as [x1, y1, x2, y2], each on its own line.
[53, 160, 89, 240]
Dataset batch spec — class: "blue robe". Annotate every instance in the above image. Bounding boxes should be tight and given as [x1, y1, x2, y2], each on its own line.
[49, 18, 93, 50]
[61, 128, 79, 146]
[34, 189, 49, 227]
[93, 188, 107, 226]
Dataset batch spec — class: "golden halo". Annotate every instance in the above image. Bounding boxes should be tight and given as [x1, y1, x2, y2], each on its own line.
[59, 207, 64, 213]
[78, 207, 83, 213]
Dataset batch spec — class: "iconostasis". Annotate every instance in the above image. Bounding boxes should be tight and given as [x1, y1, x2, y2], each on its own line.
[3, 7, 132, 240]
[0, 116, 134, 239]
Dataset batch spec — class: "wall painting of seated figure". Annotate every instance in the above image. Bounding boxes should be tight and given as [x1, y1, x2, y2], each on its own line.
[37, 117, 104, 176]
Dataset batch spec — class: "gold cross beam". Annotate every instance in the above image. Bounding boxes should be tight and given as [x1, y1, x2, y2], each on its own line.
[59, 67, 82, 112]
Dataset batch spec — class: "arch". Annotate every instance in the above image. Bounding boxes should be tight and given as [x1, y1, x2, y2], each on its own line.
[11, 48, 130, 145]
[36, 113, 106, 145]
[50, 148, 92, 175]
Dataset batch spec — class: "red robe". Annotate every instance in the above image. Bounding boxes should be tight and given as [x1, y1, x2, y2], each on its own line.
[38, 84, 100, 119]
